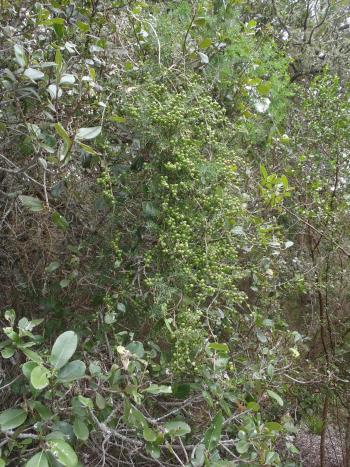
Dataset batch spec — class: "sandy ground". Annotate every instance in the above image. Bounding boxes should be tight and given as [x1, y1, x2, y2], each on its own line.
[295, 426, 346, 466]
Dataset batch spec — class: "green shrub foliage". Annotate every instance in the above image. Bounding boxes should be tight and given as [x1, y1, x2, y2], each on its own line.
[1, 0, 350, 466]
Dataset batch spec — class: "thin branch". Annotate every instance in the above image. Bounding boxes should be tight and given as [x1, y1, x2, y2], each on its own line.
[282, 205, 350, 257]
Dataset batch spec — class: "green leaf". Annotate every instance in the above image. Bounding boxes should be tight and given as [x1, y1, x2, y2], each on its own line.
[30, 401, 53, 420]
[164, 420, 191, 437]
[260, 164, 268, 179]
[76, 21, 89, 32]
[95, 393, 106, 410]
[89, 361, 102, 376]
[236, 439, 249, 454]
[48, 439, 78, 467]
[110, 115, 126, 123]
[191, 444, 205, 467]
[204, 411, 224, 451]
[75, 126, 101, 141]
[60, 74, 75, 86]
[126, 341, 144, 358]
[19, 195, 44, 212]
[198, 37, 212, 49]
[104, 312, 116, 324]
[51, 421, 74, 440]
[46, 432, 65, 444]
[5, 308, 15, 325]
[55, 49, 63, 70]
[54, 123, 71, 146]
[117, 303, 126, 313]
[145, 443, 161, 459]
[246, 401, 260, 412]
[124, 61, 133, 71]
[0, 459, 5, 467]
[53, 23, 65, 40]
[60, 278, 70, 288]
[50, 331, 78, 370]
[73, 418, 89, 441]
[286, 441, 300, 454]
[77, 396, 93, 409]
[31, 366, 50, 390]
[1, 346, 15, 358]
[257, 81, 271, 96]
[198, 52, 209, 64]
[0, 408, 27, 431]
[22, 348, 43, 364]
[52, 211, 69, 231]
[45, 261, 60, 273]
[143, 426, 157, 442]
[144, 384, 172, 395]
[48, 84, 62, 100]
[281, 174, 289, 188]
[265, 421, 283, 432]
[24, 68, 45, 81]
[14, 44, 26, 67]
[194, 17, 206, 26]
[25, 451, 49, 467]
[57, 360, 86, 382]
[208, 342, 228, 353]
[18, 317, 39, 332]
[256, 330, 267, 343]
[265, 451, 279, 464]
[77, 142, 98, 155]
[267, 390, 284, 407]
[22, 361, 38, 379]
[172, 383, 191, 399]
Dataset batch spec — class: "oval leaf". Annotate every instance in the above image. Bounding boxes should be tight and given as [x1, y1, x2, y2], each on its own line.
[50, 331, 78, 370]
[208, 342, 228, 353]
[204, 411, 224, 451]
[143, 426, 157, 442]
[45, 261, 60, 273]
[19, 195, 44, 212]
[164, 421, 191, 437]
[31, 366, 50, 390]
[267, 390, 284, 407]
[22, 361, 38, 379]
[22, 348, 43, 364]
[145, 444, 161, 460]
[198, 52, 209, 64]
[0, 408, 27, 431]
[60, 74, 76, 85]
[48, 439, 78, 467]
[57, 360, 86, 382]
[48, 84, 62, 100]
[126, 341, 144, 358]
[52, 211, 69, 231]
[265, 421, 283, 432]
[191, 444, 205, 467]
[198, 38, 212, 49]
[54, 123, 71, 145]
[14, 44, 26, 67]
[236, 439, 249, 454]
[144, 384, 172, 395]
[24, 68, 45, 81]
[75, 126, 101, 141]
[95, 393, 105, 410]
[73, 418, 89, 441]
[25, 451, 49, 467]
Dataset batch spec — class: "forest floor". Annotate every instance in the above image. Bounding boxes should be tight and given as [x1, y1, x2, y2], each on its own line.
[296, 426, 345, 466]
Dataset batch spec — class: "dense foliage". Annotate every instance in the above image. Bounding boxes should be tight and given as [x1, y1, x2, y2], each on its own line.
[1, 1, 350, 466]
